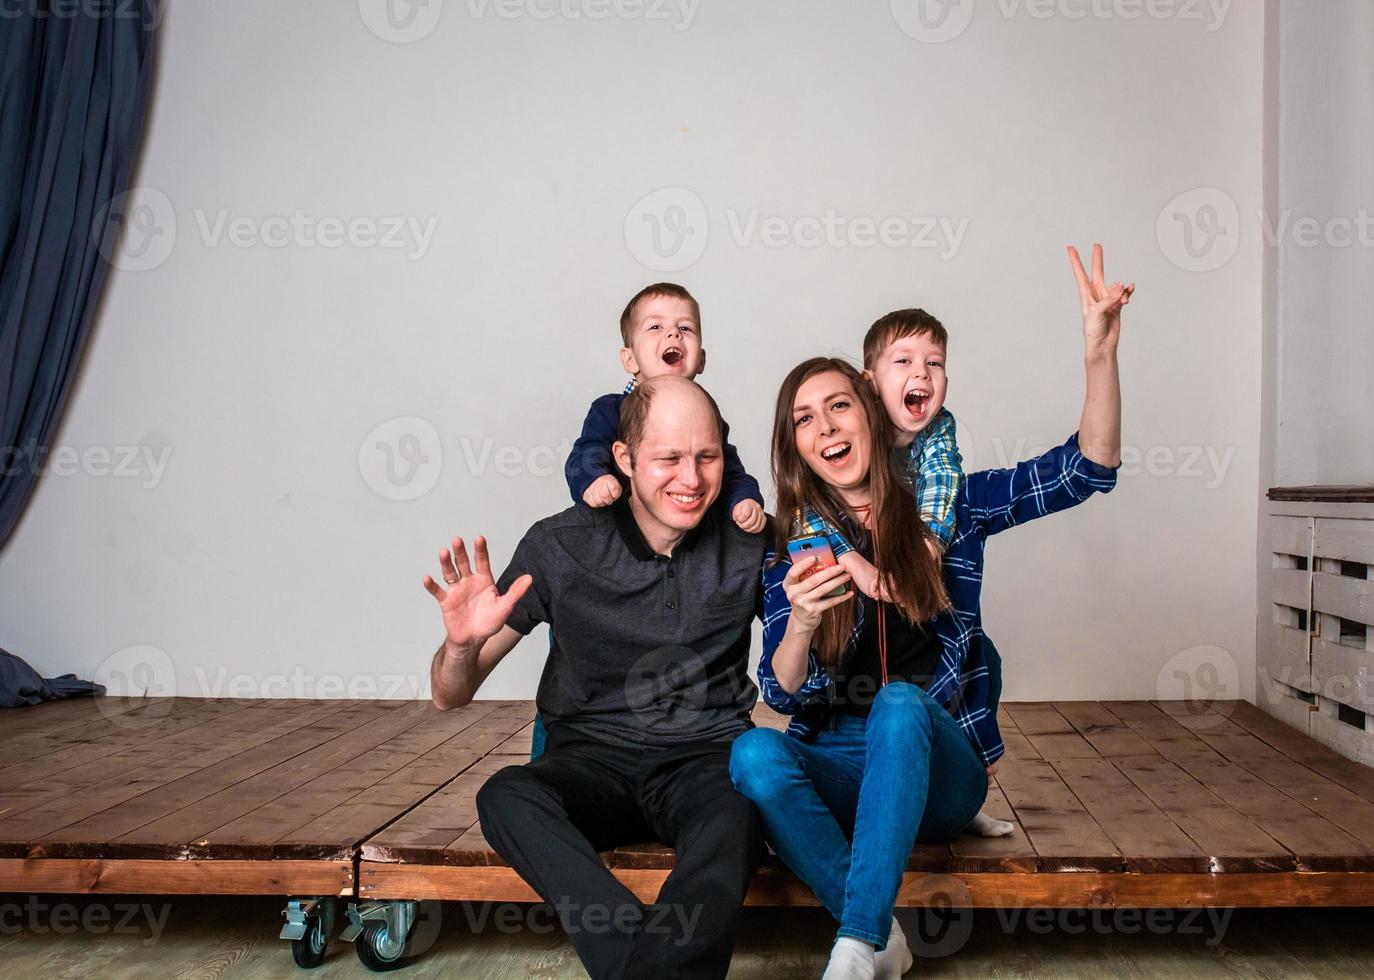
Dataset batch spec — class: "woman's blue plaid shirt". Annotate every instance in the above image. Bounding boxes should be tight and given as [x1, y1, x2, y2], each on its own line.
[758, 433, 1119, 766]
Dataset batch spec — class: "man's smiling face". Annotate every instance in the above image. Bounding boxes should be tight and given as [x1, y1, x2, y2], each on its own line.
[613, 379, 724, 550]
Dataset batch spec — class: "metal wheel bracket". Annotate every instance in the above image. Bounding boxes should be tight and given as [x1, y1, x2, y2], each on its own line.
[342, 899, 417, 956]
[280, 897, 325, 941]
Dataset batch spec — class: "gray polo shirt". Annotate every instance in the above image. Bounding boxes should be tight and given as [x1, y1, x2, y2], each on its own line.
[496, 498, 763, 748]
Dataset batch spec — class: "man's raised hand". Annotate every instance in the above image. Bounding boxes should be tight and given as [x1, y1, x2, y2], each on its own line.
[422, 536, 531, 651]
[1068, 243, 1135, 356]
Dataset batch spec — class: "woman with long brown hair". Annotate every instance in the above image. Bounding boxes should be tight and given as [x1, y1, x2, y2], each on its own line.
[730, 246, 1129, 980]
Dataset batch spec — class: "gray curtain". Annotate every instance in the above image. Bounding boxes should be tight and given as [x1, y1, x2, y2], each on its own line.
[0, 0, 157, 549]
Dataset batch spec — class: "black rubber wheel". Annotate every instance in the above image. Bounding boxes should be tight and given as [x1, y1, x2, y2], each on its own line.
[355, 919, 413, 972]
[290, 910, 329, 969]
[290, 899, 333, 969]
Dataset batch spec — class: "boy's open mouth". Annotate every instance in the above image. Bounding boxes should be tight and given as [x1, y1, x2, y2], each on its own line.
[904, 390, 930, 418]
[820, 443, 851, 465]
[662, 347, 684, 366]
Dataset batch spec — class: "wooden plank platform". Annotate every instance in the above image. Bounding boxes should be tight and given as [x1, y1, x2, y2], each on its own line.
[0, 697, 532, 893]
[5, 696, 1374, 907]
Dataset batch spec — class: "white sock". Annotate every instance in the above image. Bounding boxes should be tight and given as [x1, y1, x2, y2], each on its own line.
[822, 936, 876, 980]
[873, 916, 914, 979]
[968, 810, 1015, 837]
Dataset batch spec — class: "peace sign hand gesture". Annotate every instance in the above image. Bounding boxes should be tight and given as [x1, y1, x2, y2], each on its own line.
[422, 536, 531, 653]
[1068, 243, 1135, 357]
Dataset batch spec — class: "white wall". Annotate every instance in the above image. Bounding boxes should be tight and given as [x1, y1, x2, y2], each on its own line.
[0, 0, 1268, 704]
[1272, 0, 1374, 487]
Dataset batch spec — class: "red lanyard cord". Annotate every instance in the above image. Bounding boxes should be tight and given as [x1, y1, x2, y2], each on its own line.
[871, 513, 888, 688]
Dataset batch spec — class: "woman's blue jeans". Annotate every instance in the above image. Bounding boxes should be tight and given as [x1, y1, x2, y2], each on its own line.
[728, 682, 988, 948]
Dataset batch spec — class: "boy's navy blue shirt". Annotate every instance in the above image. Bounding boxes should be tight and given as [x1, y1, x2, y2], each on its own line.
[565, 386, 764, 511]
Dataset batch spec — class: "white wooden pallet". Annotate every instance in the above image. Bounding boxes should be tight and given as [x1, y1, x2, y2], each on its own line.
[1261, 491, 1374, 765]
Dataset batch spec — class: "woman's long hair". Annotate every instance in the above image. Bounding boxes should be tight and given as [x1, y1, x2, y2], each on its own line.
[770, 357, 950, 669]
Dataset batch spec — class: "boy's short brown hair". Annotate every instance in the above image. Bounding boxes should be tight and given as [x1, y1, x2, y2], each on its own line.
[862, 309, 948, 369]
[619, 282, 702, 346]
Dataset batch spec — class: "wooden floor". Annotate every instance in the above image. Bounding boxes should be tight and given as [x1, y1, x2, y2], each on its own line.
[4, 896, 1373, 978]
[4, 696, 1374, 909]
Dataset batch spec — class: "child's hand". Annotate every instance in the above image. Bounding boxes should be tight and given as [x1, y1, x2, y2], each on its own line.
[731, 500, 767, 534]
[1068, 243, 1134, 357]
[986, 762, 999, 786]
[839, 551, 890, 601]
[582, 474, 622, 508]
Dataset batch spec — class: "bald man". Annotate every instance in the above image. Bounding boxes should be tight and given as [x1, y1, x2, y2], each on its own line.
[425, 377, 766, 980]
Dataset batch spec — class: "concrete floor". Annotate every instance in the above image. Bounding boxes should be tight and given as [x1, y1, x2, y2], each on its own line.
[2, 894, 1372, 978]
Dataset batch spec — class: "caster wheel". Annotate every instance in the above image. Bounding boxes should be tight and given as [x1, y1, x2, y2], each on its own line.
[355, 919, 414, 972]
[291, 899, 334, 969]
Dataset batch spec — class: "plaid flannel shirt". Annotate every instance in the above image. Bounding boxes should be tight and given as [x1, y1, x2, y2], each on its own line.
[760, 432, 1119, 766]
[813, 408, 963, 555]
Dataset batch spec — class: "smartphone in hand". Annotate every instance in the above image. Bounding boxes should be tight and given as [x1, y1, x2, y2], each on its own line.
[786, 534, 849, 598]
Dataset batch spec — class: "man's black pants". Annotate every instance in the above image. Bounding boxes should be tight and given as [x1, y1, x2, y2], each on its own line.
[475, 728, 764, 980]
